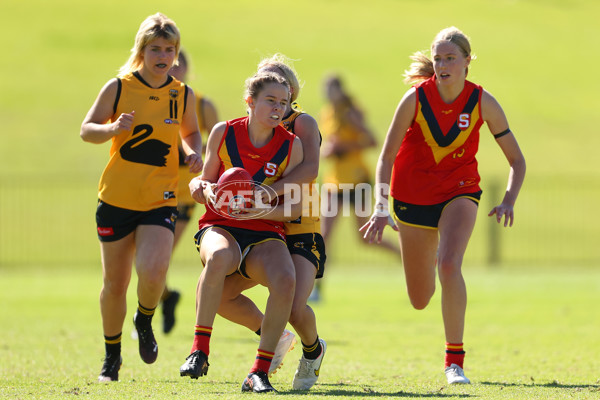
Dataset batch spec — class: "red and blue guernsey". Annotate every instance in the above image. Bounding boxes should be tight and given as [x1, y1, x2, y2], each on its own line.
[391, 76, 484, 205]
[198, 116, 296, 237]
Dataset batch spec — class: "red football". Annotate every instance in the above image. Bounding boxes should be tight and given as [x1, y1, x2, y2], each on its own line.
[214, 167, 255, 216]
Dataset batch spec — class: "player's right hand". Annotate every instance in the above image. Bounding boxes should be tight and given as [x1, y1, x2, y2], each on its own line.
[190, 177, 215, 205]
[111, 111, 135, 135]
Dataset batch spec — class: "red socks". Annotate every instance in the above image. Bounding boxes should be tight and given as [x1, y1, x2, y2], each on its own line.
[249, 349, 274, 374]
[445, 342, 465, 368]
[192, 325, 212, 355]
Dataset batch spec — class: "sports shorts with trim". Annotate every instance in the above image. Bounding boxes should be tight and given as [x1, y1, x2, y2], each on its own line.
[194, 225, 285, 279]
[287, 232, 326, 279]
[96, 200, 178, 242]
[392, 191, 482, 229]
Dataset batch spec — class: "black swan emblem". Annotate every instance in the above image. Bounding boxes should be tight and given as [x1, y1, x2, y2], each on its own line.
[120, 124, 171, 167]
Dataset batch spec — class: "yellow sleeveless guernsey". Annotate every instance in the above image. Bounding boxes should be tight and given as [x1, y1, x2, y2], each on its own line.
[320, 103, 371, 185]
[98, 72, 188, 211]
[281, 106, 321, 235]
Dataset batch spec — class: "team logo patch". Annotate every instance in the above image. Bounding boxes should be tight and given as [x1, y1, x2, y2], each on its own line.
[458, 113, 470, 129]
[97, 227, 114, 236]
[264, 162, 278, 177]
[164, 119, 180, 125]
[459, 178, 477, 187]
[163, 191, 176, 200]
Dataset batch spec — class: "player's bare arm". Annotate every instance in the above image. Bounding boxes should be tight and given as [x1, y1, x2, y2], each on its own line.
[190, 122, 226, 204]
[81, 79, 133, 144]
[360, 89, 416, 242]
[482, 90, 526, 227]
[179, 86, 204, 173]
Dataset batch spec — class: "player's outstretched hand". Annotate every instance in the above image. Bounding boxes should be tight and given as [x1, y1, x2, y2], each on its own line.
[360, 213, 398, 244]
[488, 203, 515, 227]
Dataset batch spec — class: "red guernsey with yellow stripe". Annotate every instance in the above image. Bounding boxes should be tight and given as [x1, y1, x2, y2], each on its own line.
[391, 76, 484, 205]
[198, 116, 296, 235]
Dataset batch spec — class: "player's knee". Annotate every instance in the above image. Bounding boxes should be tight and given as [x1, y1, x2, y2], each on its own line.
[437, 258, 462, 282]
[289, 302, 310, 326]
[102, 279, 129, 298]
[407, 287, 434, 310]
[269, 270, 296, 302]
[409, 296, 431, 310]
[205, 248, 236, 276]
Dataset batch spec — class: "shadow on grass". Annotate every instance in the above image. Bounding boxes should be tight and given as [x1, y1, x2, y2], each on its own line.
[277, 383, 473, 397]
[480, 381, 600, 390]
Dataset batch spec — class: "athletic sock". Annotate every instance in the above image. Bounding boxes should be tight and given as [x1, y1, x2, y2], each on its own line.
[104, 332, 122, 358]
[250, 348, 274, 374]
[302, 336, 322, 360]
[135, 302, 156, 325]
[192, 325, 212, 355]
[445, 342, 465, 368]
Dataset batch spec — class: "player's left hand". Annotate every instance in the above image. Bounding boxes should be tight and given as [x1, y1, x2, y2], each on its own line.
[360, 213, 398, 244]
[488, 203, 515, 227]
[185, 153, 203, 174]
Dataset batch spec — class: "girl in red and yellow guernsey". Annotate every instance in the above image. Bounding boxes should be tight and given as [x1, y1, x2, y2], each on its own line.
[217, 54, 327, 391]
[80, 13, 203, 382]
[180, 72, 303, 393]
[361, 27, 526, 384]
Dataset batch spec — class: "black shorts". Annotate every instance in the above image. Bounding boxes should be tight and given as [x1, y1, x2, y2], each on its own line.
[177, 203, 196, 222]
[96, 200, 178, 242]
[287, 233, 326, 279]
[194, 225, 285, 279]
[392, 191, 482, 229]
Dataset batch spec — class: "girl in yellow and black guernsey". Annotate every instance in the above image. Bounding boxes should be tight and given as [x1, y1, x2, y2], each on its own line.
[80, 13, 202, 383]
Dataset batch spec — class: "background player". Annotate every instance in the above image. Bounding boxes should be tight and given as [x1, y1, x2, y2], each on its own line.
[317, 74, 401, 301]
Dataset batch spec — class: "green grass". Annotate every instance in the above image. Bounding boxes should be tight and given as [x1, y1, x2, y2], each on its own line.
[1, 264, 599, 399]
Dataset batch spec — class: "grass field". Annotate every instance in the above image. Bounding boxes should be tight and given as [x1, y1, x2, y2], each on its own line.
[1, 0, 600, 399]
[1, 264, 599, 399]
